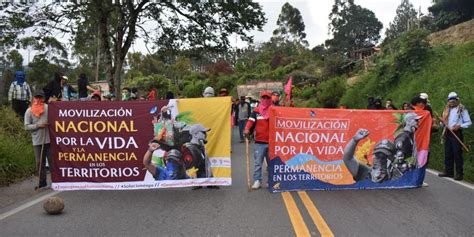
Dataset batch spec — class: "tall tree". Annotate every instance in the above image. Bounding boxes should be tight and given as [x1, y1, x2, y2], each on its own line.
[385, 0, 418, 42]
[429, 0, 474, 30]
[3, 0, 266, 99]
[272, 2, 308, 46]
[326, 0, 383, 55]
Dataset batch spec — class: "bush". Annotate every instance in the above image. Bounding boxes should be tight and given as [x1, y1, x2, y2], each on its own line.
[300, 87, 317, 100]
[0, 106, 35, 186]
[316, 76, 347, 108]
[393, 29, 431, 72]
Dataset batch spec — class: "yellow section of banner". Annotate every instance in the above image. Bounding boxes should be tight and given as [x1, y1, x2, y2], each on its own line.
[178, 97, 232, 178]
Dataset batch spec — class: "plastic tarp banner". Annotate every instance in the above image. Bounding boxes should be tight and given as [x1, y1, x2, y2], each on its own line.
[268, 107, 431, 192]
[49, 97, 231, 190]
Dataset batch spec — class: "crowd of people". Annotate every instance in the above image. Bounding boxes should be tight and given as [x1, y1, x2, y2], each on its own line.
[6, 70, 472, 189]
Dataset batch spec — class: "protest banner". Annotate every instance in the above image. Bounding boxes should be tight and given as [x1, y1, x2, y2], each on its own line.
[49, 97, 231, 190]
[268, 107, 432, 192]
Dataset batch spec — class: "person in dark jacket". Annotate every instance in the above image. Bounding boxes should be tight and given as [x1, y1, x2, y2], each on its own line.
[77, 73, 96, 101]
[43, 72, 63, 103]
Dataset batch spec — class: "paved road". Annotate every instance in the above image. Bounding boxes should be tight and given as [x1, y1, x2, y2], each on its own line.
[1, 128, 473, 236]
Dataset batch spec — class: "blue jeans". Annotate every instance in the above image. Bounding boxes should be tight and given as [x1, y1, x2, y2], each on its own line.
[253, 143, 269, 182]
[238, 119, 247, 141]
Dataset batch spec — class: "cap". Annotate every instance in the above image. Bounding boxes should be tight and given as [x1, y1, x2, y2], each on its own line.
[187, 124, 211, 136]
[448, 92, 458, 100]
[272, 90, 280, 96]
[62, 76, 68, 81]
[260, 90, 272, 98]
[419, 93, 429, 100]
[373, 139, 395, 156]
[203, 87, 215, 97]
[33, 90, 44, 97]
[219, 88, 229, 95]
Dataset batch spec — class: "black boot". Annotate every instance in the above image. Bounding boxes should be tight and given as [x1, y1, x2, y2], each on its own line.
[438, 173, 454, 178]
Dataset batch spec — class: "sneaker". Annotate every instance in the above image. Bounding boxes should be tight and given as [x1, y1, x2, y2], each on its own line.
[422, 182, 429, 187]
[252, 180, 261, 190]
[454, 175, 463, 181]
[438, 173, 454, 178]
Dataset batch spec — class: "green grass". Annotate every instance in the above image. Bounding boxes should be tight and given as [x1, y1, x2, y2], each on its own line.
[0, 107, 35, 186]
[341, 41, 474, 182]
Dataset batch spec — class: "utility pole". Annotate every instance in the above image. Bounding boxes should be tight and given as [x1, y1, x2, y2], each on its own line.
[95, 27, 100, 82]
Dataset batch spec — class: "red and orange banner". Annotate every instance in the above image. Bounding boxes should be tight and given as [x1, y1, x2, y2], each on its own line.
[269, 107, 431, 192]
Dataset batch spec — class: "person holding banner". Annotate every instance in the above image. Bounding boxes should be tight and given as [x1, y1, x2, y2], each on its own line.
[24, 90, 51, 189]
[244, 90, 273, 189]
[438, 92, 471, 181]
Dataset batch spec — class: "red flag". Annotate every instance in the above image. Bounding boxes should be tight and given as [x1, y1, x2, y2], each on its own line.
[284, 76, 293, 103]
[147, 88, 157, 100]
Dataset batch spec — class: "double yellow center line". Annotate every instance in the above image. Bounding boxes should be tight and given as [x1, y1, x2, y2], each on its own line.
[281, 191, 334, 237]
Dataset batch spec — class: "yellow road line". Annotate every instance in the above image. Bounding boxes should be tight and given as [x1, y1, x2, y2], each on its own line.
[298, 191, 334, 237]
[281, 192, 311, 237]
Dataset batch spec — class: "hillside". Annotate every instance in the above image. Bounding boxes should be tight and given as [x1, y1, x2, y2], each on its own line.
[340, 37, 474, 182]
[429, 19, 474, 46]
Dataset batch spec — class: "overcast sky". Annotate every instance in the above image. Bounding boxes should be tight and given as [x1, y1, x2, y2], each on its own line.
[131, 0, 433, 52]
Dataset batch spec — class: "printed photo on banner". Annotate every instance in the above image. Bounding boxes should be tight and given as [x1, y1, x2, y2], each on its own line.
[268, 107, 432, 192]
[48, 97, 231, 190]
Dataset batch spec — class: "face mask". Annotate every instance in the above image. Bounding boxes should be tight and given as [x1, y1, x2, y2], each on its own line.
[260, 98, 272, 107]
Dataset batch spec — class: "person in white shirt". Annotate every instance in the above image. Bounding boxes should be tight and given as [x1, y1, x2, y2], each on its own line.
[438, 92, 472, 181]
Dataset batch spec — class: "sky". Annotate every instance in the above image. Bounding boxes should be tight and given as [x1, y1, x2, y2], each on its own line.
[242, 0, 433, 48]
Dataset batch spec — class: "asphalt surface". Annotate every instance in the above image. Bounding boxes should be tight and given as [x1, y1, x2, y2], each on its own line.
[1, 128, 473, 236]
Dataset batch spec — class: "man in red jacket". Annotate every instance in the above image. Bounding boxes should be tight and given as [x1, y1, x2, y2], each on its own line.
[244, 90, 273, 189]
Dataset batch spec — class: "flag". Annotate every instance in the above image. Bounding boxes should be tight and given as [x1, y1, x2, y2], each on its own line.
[284, 76, 293, 103]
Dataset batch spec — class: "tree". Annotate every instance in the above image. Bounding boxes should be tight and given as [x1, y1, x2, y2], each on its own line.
[272, 2, 308, 46]
[3, 0, 266, 99]
[429, 0, 474, 30]
[385, 0, 418, 43]
[326, 0, 383, 55]
[7, 50, 23, 70]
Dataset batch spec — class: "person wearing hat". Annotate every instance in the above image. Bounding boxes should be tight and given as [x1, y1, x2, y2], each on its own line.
[235, 95, 251, 143]
[203, 87, 215, 97]
[244, 90, 273, 189]
[60, 75, 77, 101]
[419, 93, 433, 116]
[219, 88, 229, 96]
[24, 90, 50, 189]
[271, 90, 281, 106]
[8, 70, 32, 118]
[343, 128, 397, 183]
[439, 92, 471, 180]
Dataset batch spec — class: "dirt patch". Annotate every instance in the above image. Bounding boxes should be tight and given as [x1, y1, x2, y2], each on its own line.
[429, 19, 474, 46]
